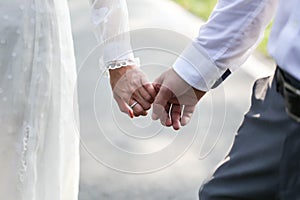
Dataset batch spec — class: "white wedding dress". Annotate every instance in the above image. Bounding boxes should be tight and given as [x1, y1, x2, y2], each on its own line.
[0, 0, 132, 199]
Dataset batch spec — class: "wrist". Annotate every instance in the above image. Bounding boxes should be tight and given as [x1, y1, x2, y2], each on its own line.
[192, 87, 206, 100]
[109, 65, 136, 77]
[103, 58, 140, 78]
[109, 65, 139, 89]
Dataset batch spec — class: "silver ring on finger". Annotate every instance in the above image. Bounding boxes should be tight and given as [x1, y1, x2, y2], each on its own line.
[130, 101, 138, 109]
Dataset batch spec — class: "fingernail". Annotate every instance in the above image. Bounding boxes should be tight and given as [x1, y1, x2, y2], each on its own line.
[173, 124, 181, 131]
[166, 119, 172, 126]
[152, 113, 158, 120]
[128, 110, 134, 118]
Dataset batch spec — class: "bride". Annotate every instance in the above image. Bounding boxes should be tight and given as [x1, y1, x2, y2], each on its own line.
[0, 0, 155, 199]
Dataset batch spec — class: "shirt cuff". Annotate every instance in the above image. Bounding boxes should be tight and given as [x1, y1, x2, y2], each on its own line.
[172, 43, 226, 91]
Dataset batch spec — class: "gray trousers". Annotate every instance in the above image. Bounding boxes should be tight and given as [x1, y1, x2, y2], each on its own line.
[199, 74, 300, 199]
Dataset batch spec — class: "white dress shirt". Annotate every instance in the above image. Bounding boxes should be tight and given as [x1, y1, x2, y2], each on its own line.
[173, 0, 300, 91]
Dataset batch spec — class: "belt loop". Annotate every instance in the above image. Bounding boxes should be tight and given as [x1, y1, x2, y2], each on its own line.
[275, 66, 284, 95]
[276, 65, 300, 123]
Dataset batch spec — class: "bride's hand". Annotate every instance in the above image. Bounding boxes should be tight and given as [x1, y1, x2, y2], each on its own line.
[109, 66, 156, 118]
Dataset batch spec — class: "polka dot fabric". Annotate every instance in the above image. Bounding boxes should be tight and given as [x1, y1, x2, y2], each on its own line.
[0, 1, 79, 200]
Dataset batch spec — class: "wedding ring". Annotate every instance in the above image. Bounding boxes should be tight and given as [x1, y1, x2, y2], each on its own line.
[130, 101, 138, 109]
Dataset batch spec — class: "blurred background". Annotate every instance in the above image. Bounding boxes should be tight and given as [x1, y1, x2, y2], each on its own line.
[69, 0, 275, 199]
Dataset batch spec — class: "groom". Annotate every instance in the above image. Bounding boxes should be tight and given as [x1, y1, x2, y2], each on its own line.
[112, 0, 300, 199]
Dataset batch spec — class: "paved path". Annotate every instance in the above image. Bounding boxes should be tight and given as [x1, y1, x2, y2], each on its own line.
[68, 0, 275, 199]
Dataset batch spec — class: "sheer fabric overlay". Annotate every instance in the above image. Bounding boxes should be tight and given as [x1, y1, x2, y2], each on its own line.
[90, 0, 135, 71]
[0, 1, 78, 200]
[0, 0, 133, 199]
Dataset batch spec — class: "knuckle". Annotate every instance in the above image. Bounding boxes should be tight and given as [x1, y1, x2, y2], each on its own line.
[128, 88, 136, 97]
[134, 107, 144, 115]
[144, 95, 153, 103]
[143, 103, 151, 110]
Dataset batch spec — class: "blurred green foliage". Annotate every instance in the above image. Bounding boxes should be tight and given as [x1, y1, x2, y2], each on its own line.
[173, 0, 272, 57]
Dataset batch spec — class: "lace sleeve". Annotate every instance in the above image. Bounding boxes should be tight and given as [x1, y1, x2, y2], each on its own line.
[89, 0, 136, 70]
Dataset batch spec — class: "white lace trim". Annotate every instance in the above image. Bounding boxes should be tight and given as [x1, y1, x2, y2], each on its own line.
[102, 57, 140, 77]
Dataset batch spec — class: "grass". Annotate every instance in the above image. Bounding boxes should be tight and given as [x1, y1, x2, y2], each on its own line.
[173, 0, 271, 57]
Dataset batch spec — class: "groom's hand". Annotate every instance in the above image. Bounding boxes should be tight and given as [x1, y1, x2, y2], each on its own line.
[152, 68, 206, 130]
[109, 66, 156, 118]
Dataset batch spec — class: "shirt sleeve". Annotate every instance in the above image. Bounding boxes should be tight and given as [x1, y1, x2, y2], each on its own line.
[89, 0, 134, 65]
[173, 0, 278, 91]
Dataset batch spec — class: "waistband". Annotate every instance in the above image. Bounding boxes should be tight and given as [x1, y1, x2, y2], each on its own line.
[276, 66, 300, 122]
[277, 67, 300, 89]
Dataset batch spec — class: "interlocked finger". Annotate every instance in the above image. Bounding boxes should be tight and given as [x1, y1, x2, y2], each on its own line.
[159, 102, 172, 127]
[181, 105, 196, 126]
[171, 104, 182, 130]
[128, 98, 147, 117]
[131, 87, 152, 110]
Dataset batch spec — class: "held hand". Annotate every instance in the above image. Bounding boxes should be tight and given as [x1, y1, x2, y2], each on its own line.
[109, 65, 156, 118]
[152, 68, 206, 130]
